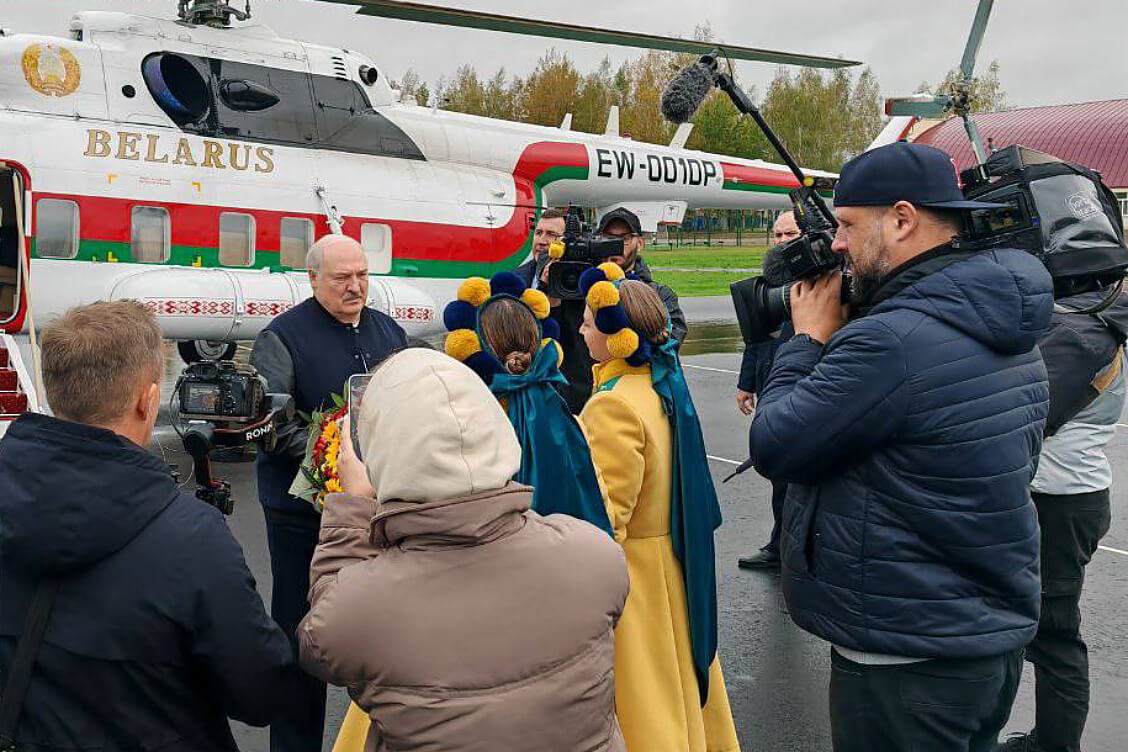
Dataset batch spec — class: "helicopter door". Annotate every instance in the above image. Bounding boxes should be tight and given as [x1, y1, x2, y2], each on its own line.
[0, 166, 24, 328]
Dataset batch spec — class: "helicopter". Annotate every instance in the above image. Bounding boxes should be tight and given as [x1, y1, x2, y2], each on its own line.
[0, 0, 856, 425]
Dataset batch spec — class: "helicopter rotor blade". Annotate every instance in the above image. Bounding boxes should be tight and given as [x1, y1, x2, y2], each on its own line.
[316, 0, 860, 68]
[958, 0, 995, 82]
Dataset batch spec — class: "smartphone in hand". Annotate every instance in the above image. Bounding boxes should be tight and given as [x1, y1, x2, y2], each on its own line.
[346, 372, 374, 460]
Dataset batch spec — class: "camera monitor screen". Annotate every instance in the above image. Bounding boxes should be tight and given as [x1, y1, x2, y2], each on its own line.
[182, 383, 221, 414]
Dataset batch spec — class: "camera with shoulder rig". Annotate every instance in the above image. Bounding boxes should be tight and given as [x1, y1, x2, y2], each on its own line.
[729, 183, 849, 342]
[544, 206, 625, 301]
[954, 144, 1128, 304]
[173, 360, 294, 514]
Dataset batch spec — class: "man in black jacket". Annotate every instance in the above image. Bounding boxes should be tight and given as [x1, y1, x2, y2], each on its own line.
[999, 287, 1128, 752]
[0, 301, 296, 751]
[523, 207, 688, 413]
[251, 233, 406, 752]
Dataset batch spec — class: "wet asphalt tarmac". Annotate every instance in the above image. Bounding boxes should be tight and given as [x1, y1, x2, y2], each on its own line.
[150, 296, 1128, 751]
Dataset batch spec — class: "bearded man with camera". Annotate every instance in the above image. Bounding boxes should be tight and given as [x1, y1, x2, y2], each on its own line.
[746, 142, 1054, 752]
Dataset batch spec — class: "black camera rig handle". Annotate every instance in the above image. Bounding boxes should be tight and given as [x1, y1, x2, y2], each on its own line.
[180, 394, 295, 516]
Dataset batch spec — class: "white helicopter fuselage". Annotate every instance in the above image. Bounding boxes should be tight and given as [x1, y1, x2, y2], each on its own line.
[0, 10, 831, 345]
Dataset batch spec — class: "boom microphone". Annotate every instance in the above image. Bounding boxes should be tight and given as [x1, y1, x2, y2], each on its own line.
[660, 61, 716, 123]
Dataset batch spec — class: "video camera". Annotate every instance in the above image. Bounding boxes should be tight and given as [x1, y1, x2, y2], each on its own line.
[730, 184, 848, 343]
[545, 206, 625, 300]
[954, 144, 1128, 301]
[174, 360, 294, 515]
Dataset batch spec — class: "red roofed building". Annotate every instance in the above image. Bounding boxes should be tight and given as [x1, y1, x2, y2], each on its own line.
[912, 99, 1128, 224]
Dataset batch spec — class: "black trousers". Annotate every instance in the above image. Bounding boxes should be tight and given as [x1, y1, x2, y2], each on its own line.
[829, 648, 1023, 752]
[1026, 490, 1111, 752]
[264, 508, 327, 752]
[761, 480, 786, 554]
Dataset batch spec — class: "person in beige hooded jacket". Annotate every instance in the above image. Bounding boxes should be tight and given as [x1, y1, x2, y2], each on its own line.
[298, 348, 630, 752]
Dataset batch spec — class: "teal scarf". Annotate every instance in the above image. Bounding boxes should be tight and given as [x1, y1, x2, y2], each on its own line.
[490, 345, 612, 536]
[651, 337, 723, 706]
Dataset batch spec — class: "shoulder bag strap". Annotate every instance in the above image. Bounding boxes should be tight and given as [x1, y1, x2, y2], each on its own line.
[0, 579, 60, 751]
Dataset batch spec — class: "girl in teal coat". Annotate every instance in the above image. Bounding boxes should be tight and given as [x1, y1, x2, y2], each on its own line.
[443, 271, 611, 535]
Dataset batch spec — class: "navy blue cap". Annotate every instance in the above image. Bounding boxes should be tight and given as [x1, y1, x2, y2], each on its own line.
[834, 142, 1006, 210]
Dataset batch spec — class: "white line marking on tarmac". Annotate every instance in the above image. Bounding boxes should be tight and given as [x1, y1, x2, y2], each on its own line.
[684, 364, 739, 375]
[705, 453, 1128, 559]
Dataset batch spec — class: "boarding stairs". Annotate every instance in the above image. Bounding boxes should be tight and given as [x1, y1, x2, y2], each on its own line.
[0, 334, 38, 439]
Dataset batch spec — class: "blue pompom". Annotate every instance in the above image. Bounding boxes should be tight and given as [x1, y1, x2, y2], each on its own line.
[595, 305, 629, 334]
[464, 350, 500, 384]
[443, 300, 478, 332]
[490, 271, 527, 299]
[541, 316, 560, 341]
[626, 339, 652, 367]
[578, 266, 608, 297]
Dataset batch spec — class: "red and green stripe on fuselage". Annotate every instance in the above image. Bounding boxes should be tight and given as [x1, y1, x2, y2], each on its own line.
[30, 141, 590, 279]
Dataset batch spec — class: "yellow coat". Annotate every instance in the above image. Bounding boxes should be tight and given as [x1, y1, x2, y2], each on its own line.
[581, 359, 740, 752]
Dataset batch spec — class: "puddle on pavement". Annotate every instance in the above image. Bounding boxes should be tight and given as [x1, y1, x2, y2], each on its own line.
[682, 320, 744, 356]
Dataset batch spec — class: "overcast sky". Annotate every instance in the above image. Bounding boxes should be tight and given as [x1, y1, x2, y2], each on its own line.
[6, 0, 1126, 109]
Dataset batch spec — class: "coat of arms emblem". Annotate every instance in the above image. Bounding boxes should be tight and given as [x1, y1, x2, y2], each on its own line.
[21, 43, 82, 97]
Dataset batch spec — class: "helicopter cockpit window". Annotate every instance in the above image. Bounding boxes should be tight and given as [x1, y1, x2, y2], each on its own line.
[213, 60, 315, 144]
[311, 76, 424, 159]
[142, 53, 212, 128]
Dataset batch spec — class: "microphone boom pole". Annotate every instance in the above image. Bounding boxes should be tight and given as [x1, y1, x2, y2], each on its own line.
[699, 52, 838, 230]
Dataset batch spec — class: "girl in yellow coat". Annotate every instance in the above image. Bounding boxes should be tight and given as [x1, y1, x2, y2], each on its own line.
[578, 265, 740, 752]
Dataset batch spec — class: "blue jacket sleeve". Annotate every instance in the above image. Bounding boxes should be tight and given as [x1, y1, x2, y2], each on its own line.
[738, 322, 794, 393]
[749, 319, 909, 483]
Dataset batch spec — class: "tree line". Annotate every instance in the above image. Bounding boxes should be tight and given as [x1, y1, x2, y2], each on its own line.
[391, 30, 1007, 173]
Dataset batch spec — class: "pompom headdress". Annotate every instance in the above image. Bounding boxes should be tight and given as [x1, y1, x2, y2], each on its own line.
[578, 262, 653, 366]
[443, 271, 561, 383]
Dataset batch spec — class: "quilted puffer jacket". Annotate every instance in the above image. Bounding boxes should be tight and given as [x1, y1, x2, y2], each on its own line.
[749, 246, 1053, 658]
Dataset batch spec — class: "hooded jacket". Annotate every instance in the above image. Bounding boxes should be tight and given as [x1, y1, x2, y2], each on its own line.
[748, 247, 1053, 658]
[0, 414, 295, 751]
[299, 349, 629, 752]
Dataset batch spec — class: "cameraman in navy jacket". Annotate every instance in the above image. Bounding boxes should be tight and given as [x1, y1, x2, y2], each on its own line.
[748, 143, 1053, 752]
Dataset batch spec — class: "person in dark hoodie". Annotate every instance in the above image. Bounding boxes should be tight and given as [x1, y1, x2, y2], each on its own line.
[0, 301, 296, 752]
[747, 143, 1053, 752]
[999, 280, 1128, 752]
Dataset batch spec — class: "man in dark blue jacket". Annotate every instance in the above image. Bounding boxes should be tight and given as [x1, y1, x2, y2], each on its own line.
[748, 142, 1053, 752]
[736, 210, 800, 570]
[251, 234, 406, 752]
[0, 301, 296, 751]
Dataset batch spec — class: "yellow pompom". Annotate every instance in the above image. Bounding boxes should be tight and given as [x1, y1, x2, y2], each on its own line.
[547, 241, 565, 260]
[586, 280, 620, 311]
[598, 262, 625, 281]
[521, 288, 550, 319]
[541, 338, 563, 368]
[457, 277, 492, 307]
[607, 328, 640, 359]
[445, 329, 482, 362]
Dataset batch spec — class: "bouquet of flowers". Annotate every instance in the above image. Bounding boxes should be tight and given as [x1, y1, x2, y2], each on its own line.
[289, 394, 347, 511]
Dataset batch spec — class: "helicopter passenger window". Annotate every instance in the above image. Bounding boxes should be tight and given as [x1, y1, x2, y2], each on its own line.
[131, 206, 170, 263]
[280, 217, 313, 269]
[219, 212, 255, 267]
[35, 199, 79, 259]
[360, 223, 392, 275]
